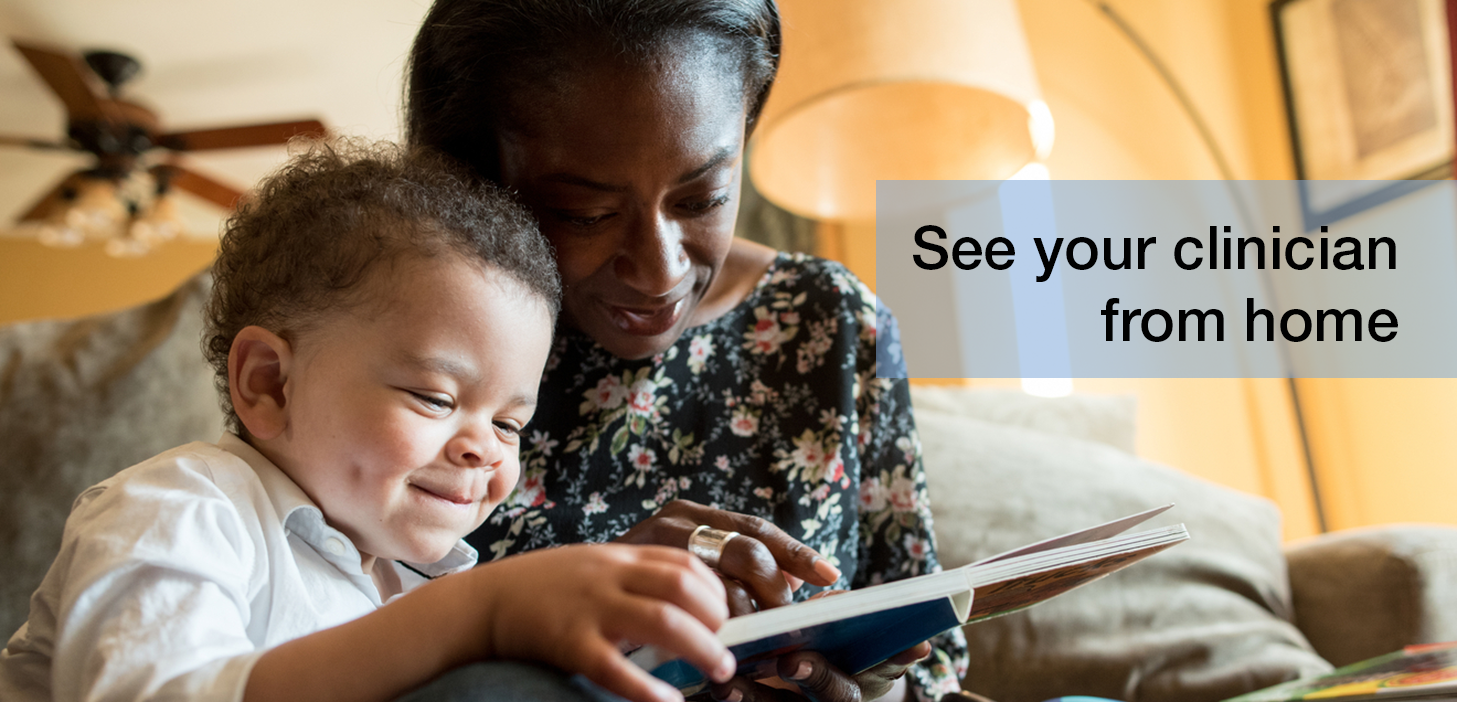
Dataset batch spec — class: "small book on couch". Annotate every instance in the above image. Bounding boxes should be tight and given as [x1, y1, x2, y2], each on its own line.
[630, 505, 1189, 693]
[1224, 641, 1457, 702]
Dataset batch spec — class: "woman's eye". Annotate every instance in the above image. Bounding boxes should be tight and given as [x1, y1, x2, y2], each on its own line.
[682, 194, 731, 215]
[409, 391, 453, 411]
[550, 210, 614, 227]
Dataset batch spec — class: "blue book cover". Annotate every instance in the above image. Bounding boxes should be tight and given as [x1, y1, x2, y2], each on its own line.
[639, 589, 971, 693]
[631, 507, 1189, 694]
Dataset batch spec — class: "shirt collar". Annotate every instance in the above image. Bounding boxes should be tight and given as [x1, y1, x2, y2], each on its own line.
[217, 433, 478, 577]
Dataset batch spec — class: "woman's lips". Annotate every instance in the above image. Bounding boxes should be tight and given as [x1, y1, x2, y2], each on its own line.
[608, 298, 685, 336]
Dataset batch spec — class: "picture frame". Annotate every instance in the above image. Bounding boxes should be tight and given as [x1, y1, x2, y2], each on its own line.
[1272, 0, 1454, 228]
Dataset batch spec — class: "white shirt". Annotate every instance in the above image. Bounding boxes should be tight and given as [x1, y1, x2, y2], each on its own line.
[0, 434, 477, 702]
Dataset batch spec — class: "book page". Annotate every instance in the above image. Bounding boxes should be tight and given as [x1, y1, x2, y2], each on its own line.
[971, 504, 1174, 566]
[966, 531, 1184, 621]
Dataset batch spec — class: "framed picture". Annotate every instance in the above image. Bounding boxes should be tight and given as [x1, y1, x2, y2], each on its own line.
[1273, 0, 1454, 226]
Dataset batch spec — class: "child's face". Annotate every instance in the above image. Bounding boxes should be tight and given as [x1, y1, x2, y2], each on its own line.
[271, 254, 553, 566]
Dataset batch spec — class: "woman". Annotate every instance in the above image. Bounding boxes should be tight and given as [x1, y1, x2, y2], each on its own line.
[406, 2, 968, 700]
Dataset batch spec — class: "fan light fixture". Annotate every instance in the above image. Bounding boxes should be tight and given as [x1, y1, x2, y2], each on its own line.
[3, 39, 326, 256]
[12, 168, 186, 257]
[748, 0, 1052, 222]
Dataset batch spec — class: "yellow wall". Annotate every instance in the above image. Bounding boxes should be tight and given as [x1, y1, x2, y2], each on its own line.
[1296, 379, 1457, 529]
[822, 0, 1456, 539]
[0, 239, 216, 325]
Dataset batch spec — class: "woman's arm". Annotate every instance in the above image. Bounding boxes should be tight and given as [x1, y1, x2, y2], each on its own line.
[712, 283, 968, 702]
[703, 271, 967, 702]
[850, 300, 970, 701]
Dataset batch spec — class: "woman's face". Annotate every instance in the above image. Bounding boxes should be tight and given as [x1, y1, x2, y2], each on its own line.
[496, 42, 749, 360]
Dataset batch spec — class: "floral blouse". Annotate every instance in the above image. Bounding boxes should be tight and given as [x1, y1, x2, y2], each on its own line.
[467, 252, 968, 700]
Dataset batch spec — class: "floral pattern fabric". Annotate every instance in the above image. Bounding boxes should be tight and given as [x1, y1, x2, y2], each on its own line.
[467, 253, 968, 700]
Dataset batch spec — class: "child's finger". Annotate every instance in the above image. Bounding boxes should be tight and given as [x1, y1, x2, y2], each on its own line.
[576, 639, 687, 702]
[620, 559, 730, 630]
[605, 595, 736, 685]
[632, 545, 728, 610]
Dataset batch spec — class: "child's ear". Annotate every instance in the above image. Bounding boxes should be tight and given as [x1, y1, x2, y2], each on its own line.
[229, 326, 294, 441]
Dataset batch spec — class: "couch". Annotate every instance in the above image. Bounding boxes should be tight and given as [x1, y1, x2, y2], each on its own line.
[3, 274, 1455, 702]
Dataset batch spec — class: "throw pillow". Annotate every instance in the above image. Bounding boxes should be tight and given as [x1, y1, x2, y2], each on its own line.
[914, 407, 1331, 702]
[910, 385, 1137, 454]
[0, 273, 223, 637]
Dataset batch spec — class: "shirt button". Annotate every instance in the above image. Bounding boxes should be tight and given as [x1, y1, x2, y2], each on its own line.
[324, 537, 346, 556]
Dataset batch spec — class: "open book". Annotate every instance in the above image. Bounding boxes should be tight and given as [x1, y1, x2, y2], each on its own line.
[631, 505, 1189, 693]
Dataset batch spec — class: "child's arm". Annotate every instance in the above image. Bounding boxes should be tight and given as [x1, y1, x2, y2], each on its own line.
[243, 543, 734, 702]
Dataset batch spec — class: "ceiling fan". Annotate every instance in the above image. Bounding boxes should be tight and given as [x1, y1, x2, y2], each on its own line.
[2, 39, 327, 255]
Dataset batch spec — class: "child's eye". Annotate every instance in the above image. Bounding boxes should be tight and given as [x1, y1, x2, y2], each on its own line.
[494, 420, 522, 437]
[409, 391, 454, 411]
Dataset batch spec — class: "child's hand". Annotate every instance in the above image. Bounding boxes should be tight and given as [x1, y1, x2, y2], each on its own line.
[476, 543, 735, 702]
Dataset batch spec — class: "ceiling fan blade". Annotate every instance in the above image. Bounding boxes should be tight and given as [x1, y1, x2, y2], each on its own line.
[12, 40, 108, 122]
[159, 119, 327, 151]
[0, 134, 74, 150]
[16, 173, 81, 222]
[155, 163, 245, 210]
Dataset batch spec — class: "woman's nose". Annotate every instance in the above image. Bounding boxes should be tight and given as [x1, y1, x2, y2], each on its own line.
[615, 213, 690, 298]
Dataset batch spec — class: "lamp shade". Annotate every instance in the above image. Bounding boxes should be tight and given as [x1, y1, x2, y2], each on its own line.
[749, 0, 1049, 221]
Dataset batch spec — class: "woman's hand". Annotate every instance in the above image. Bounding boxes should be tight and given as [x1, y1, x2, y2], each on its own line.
[708, 642, 934, 702]
[615, 499, 841, 615]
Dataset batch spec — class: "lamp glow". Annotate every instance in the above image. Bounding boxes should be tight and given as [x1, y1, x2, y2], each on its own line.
[749, 0, 1048, 221]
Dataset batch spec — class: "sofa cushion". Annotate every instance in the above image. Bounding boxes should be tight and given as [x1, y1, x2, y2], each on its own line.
[912, 392, 1331, 702]
[911, 385, 1137, 454]
[0, 273, 223, 637]
[1286, 525, 1457, 667]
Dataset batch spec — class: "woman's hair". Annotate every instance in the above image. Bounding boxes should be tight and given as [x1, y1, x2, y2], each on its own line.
[203, 138, 561, 433]
[405, 0, 780, 179]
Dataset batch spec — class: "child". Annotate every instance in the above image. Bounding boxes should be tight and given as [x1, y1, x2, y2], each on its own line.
[0, 140, 735, 702]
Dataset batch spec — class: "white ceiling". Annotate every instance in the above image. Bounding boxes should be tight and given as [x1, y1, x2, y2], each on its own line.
[0, 0, 434, 239]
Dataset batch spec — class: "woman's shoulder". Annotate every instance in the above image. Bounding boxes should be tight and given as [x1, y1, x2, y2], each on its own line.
[745, 251, 878, 316]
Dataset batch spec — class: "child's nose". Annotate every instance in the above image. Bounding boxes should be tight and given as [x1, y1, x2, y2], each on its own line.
[447, 427, 503, 468]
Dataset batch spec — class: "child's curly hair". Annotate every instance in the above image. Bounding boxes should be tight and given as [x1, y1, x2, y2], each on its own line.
[202, 138, 561, 434]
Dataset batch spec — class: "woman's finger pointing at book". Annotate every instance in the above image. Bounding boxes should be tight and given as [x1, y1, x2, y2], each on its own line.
[714, 535, 798, 609]
[615, 500, 840, 607]
[717, 509, 842, 588]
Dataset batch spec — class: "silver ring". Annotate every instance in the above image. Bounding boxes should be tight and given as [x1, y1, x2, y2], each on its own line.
[687, 525, 739, 570]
